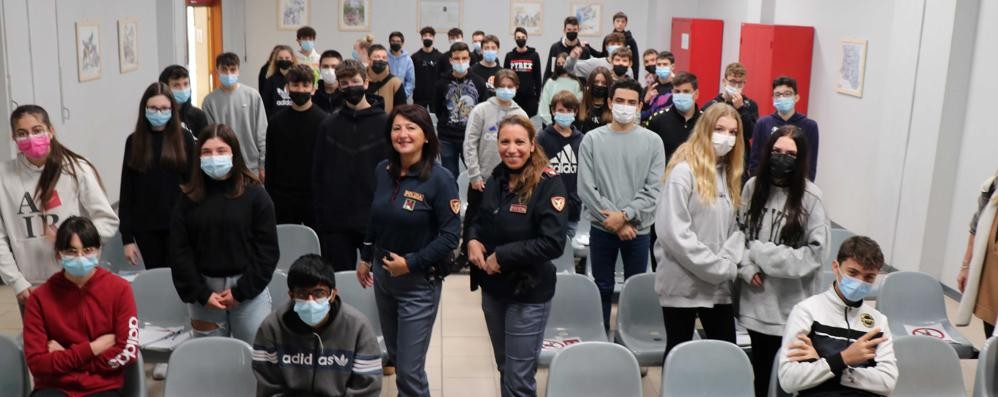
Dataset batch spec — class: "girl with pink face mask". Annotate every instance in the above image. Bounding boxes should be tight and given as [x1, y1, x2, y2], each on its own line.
[0, 105, 118, 310]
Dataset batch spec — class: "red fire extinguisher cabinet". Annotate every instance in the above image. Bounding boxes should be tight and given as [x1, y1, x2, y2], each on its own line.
[738, 23, 815, 116]
[670, 18, 724, 107]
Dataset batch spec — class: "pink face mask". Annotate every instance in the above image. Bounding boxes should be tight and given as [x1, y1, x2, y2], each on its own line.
[16, 134, 51, 159]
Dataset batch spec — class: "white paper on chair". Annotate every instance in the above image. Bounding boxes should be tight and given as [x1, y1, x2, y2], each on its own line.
[140, 326, 191, 350]
[903, 323, 955, 342]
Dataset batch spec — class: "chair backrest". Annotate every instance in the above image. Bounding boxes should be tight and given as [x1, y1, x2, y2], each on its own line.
[768, 349, 792, 397]
[549, 274, 606, 335]
[269, 271, 290, 309]
[101, 231, 146, 273]
[661, 340, 754, 397]
[335, 271, 382, 331]
[276, 224, 321, 272]
[893, 335, 966, 397]
[121, 350, 148, 397]
[973, 337, 997, 397]
[0, 335, 29, 397]
[616, 273, 663, 334]
[132, 268, 188, 328]
[546, 342, 642, 397]
[165, 337, 256, 397]
[875, 271, 949, 325]
[552, 238, 574, 274]
[828, 228, 855, 265]
[457, 172, 469, 202]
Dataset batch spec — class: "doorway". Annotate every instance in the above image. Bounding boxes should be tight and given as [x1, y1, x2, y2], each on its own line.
[186, 0, 222, 107]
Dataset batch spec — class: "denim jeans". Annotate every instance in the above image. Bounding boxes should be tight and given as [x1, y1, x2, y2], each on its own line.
[482, 292, 552, 397]
[187, 275, 272, 344]
[588, 227, 650, 329]
[439, 139, 463, 179]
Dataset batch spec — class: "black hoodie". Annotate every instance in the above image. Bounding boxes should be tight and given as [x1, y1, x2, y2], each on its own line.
[312, 105, 390, 233]
[601, 30, 641, 78]
[503, 46, 543, 116]
[178, 101, 208, 138]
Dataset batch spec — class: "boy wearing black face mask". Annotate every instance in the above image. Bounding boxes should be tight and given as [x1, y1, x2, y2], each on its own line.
[265, 65, 327, 227]
[313, 60, 390, 272]
[545, 16, 595, 82]
[503, 27, 542, 117]
[387, 31, 415, 101]
[366, 44, 407, 114]
[412, 26, 442, 111]
[565, 32, 634, 80]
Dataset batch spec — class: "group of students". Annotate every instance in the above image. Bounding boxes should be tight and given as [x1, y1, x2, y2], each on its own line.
[2, 10, 996, 397]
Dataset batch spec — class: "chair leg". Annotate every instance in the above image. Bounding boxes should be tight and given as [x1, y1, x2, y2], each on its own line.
[152, 363, 168, 380]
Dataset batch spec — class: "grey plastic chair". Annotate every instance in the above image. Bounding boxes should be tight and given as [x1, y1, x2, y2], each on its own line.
[876, 271, 978, 358]
[615, 273, 666, 366]
[457, 171, 469, 218]
[132, 268, 189, 346]
[0, 334, 29, 397]
[545, 342, 642, 397]
[973, 337, 997, 397]
[767, 349, 792, 397]
[660, 340, 753, 397]
[121, 351, 149, 397]
[539, 274, 608, 366]
[275, 224, 321, 272]
[164, 337, 255, 397]
[827, 228, 855, 265]
[269, 270, 289, 309]
[335, 271, 387, 358]
[101, 231, 145, 274]
[571, 210, 592, 258]
[552, 238, 575, 274]
[893, 335, 966, 397]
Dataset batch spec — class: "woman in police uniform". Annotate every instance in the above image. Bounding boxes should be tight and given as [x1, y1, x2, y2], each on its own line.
[466, 114, 568, 397]
[357, 104, 460, 397]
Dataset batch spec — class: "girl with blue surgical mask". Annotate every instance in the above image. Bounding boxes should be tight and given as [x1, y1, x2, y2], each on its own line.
[170, 124, 279, 344]
[119, 82, 196, 270]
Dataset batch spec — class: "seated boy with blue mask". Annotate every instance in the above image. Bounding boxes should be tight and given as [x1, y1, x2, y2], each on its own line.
[253, 254, 382, 396]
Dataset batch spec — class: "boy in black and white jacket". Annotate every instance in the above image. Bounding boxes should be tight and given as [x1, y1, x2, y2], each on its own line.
[779, 236, 898, 397]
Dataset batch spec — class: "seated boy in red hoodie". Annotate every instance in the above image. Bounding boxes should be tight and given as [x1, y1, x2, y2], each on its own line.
[22, 216, 139, 397]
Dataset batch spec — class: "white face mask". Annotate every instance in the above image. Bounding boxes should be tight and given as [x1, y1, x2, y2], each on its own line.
[320, 68, 336, 83]
[611, 103, 638, 125]
[711, 132, 736, 157]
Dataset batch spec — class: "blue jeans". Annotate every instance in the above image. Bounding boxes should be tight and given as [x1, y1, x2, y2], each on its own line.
[482, 292, 551, 397]
[188, 275, 272, 344]
[439, 139, 462, 179]
[374, 264, 441, 397]
[588, 227, 650, 330]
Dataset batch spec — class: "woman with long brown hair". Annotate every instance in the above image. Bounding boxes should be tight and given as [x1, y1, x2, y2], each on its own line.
[467, 114, 568, 396]
[575, 66, 613, 133]
[119, 82, 196, 269]
[170, 124, 279, 344]
[0, 105, 118, 308]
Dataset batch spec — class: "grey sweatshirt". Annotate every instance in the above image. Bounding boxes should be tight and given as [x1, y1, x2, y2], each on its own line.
[654, 161, 745, 308]
[202, 84, 269, 171]
[462, 97, 528, 184]
[737, 178, 830, 336]
[578, 123, 665, 234]
[564, 56, 634, 80]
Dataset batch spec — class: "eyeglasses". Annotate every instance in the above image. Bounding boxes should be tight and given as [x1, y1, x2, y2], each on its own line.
[773, 91, 796, 99]
[146, 106, 172, 113]
[13, 127, 48, 141]
[291, 287, 332, 300]
[59, 247, 99, 257]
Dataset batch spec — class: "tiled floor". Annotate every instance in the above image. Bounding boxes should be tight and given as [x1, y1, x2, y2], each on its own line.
[0, 275, 990, 396]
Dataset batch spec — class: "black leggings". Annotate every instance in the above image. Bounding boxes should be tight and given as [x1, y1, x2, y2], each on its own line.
[32, 389, 120, 397]
[662, 305, 736, 361]
[748, 330, 783, 397]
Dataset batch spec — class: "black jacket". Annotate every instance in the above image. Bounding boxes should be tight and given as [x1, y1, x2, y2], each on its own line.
[312, 80, 343, 113]
[262, 73, 291, 120]
[646, 105, 702, 160]
[433, 72, 489, 143]
[503, 47, 543, 116]
[361, 161, 461, 273]
[702, 93, 759, 159]
[544, 39, 595, 82]
[264, 105, 327, 204]
[537, 126, 583, 222]
[411, 48, 443, 107]
[600, 30, 641, 78]
[118, 131, 196, 243]
[179, 102, 209, 138]
[312, 105, 389, 233]
[467, 165, 568, 303]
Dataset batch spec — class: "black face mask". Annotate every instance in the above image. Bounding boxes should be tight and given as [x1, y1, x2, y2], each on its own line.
[342, 85, 366, 105]
[566, 31, 578, 41]
[645, 65, 656, 74]
[289, 91, 311, 106]
[371, 60, 388, 74]
[515, 38, 527, 48]
[769, 153, 797, 184]
[554, 65, 566, 75]
[390, 43, 402, 52]
[276, 60, 293, 70]
[422, 38, 433, 48]
[591, 85, 608, 99]
[613, 65, 628, 76]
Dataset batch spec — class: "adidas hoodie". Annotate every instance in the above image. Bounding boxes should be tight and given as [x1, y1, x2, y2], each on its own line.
[253, 297, 382, 397]
[0, 155, 119, 293]
[462, 97, 528, 185]
[778, 287, 898, 396]
[22, 268, 139, 397]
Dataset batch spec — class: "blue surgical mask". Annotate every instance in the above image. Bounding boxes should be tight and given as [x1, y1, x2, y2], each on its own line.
[200, 155, 233, 180]
[294, 298, 331, 326]
[352, 50, 361, 61]
[554, 112, 576, 128]
[301, 40, 315, 52]
[451, 61, 470, 74]
[219, 73, 239, 88]
[172, 88, 192, 104]
[145, 109, 172, 128]
[606, 45, 622, 55]
[483, 50, 498, 63]
[61, 254, 99, 277]
[774, 97, 795, 114]
[655, 66, 672, 80]
[496, 87, 517, 101]
[837, 272, 874, 302]
[672, 93, 694, 113]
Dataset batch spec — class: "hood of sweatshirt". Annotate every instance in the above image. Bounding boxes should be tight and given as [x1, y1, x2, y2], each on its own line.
[388, 49, 410, 60]
[770, 110, 809, 123]
[336, 103, 387, 121]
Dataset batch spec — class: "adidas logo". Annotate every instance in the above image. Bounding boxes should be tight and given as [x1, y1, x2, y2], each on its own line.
[549, 144, 577, 174]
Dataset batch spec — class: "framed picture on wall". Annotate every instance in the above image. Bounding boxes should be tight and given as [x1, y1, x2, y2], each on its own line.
[418, 0, 462, 33]
[117, 18, 139, 73]
[571, 3, 602, 37]
[511, 0, 543, 35]
[278, 0, 309, 31]
[75, 21, 102, 82]
[837, 38, 868, 97]
[339, 0, 371, 31]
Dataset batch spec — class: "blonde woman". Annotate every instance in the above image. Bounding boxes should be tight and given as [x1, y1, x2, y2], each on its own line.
[654, 103, 746, 358]
[261, 44, 299, 119]
[957, 170, 998, 337]
[353, 34, 375, 67]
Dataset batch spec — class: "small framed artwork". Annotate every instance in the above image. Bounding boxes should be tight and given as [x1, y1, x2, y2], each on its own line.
[511, 0, 543, 35]
[339, 0, 371, 32]
[418, 0, 462, 33]
[117, 18, 139, 73]
[278, 0, 309, 31]
[75, 21, 102, 82]
[837, 39, 868, 97]
[571, 3, 602, 37]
